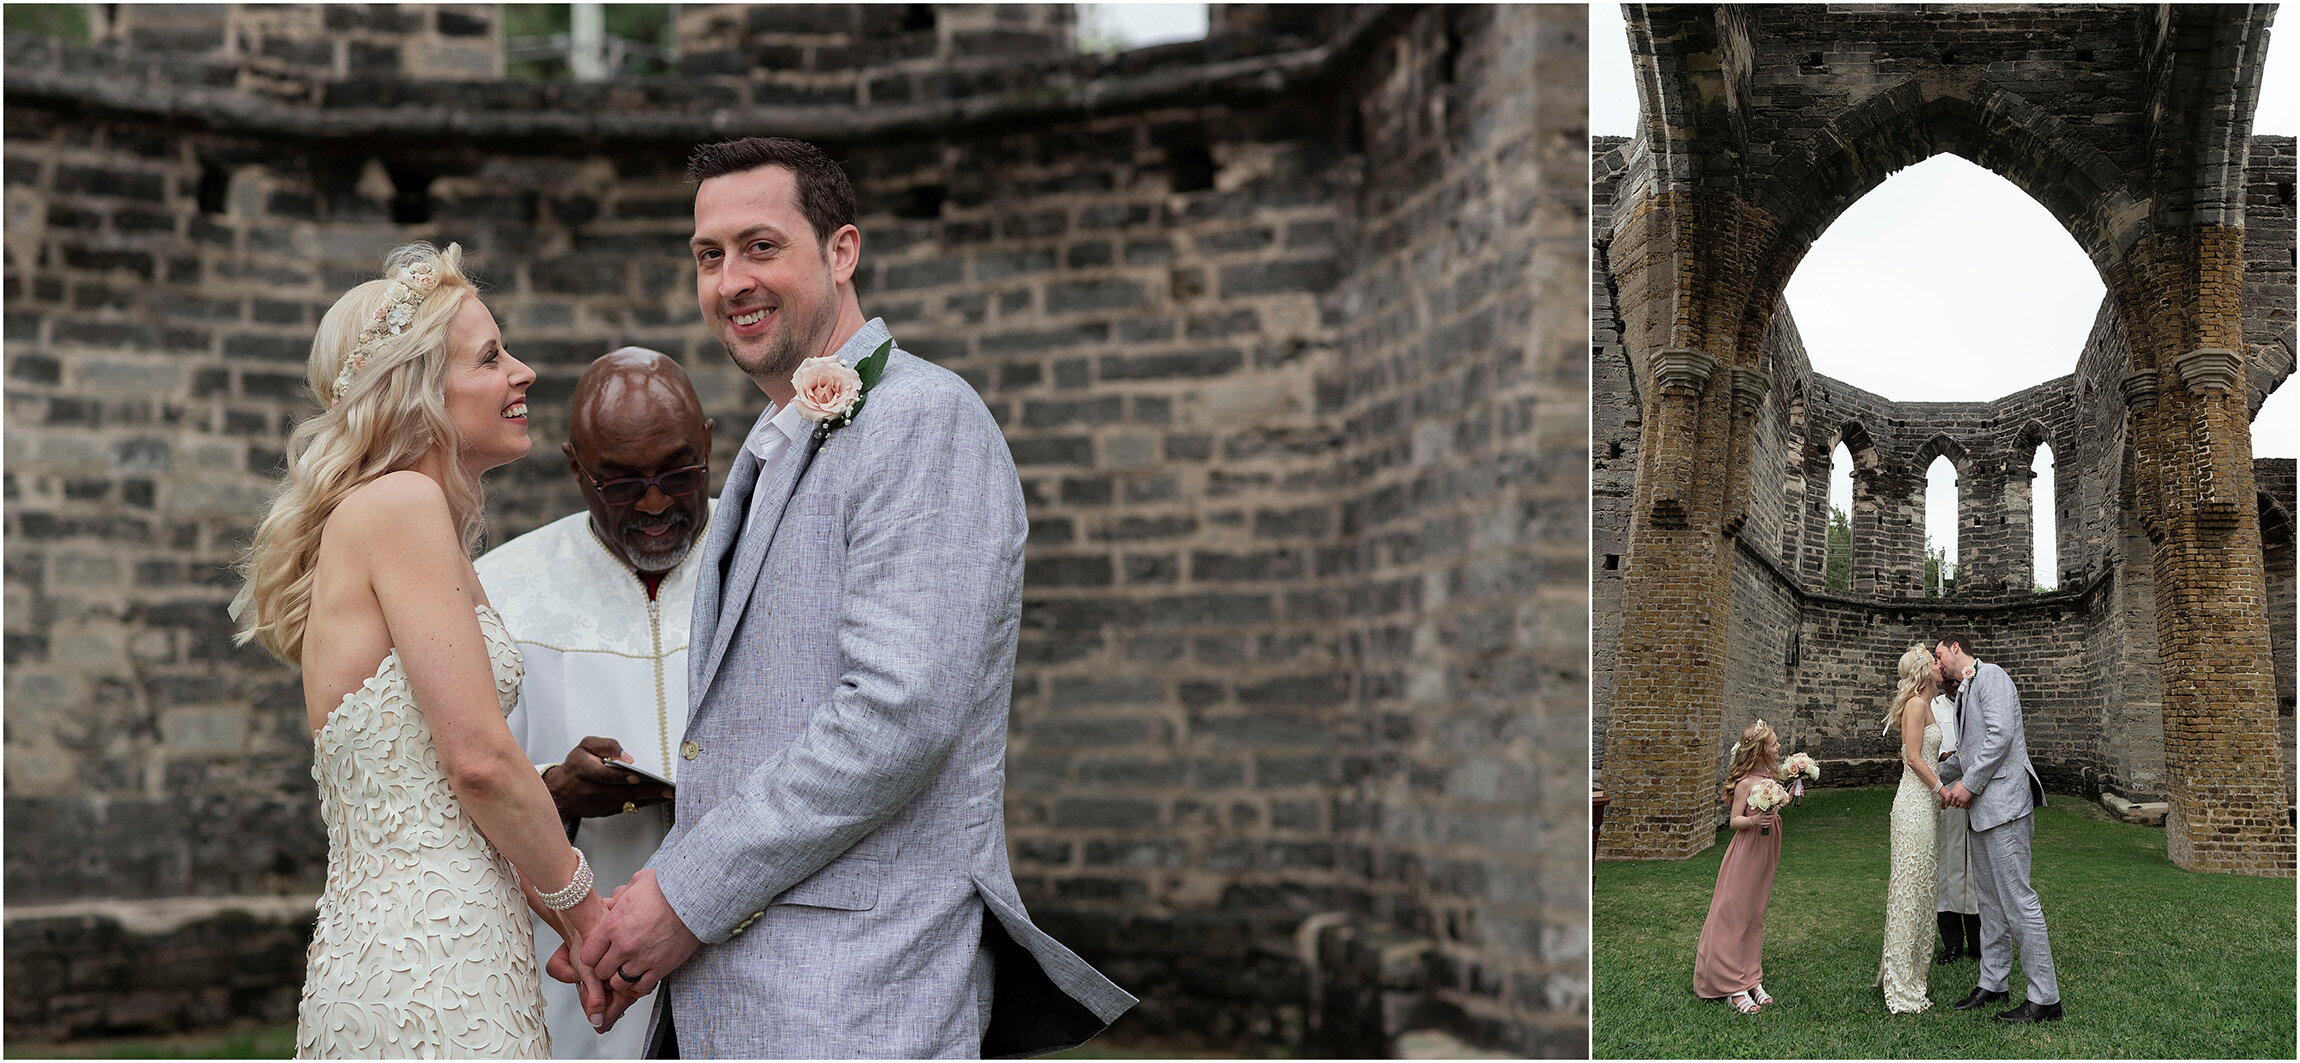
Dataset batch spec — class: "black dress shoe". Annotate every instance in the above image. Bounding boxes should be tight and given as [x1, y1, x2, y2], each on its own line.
[1933, 913, 1964, 964]
[1953, 987, 2010, 1011]
[1995, 1000, 2063, 1023]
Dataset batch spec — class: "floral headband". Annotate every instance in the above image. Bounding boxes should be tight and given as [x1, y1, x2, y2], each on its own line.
[1731, 719, 1772, 753]
[330, 262, 442, 404]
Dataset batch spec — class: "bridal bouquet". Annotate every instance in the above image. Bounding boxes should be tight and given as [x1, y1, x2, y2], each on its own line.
[1748, 778, 1791, 835]
[1780, 753, 1819, 800]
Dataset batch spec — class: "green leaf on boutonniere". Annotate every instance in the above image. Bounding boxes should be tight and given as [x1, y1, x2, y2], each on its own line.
[836, 338, 894, 428]
[856, 339, 892, 391]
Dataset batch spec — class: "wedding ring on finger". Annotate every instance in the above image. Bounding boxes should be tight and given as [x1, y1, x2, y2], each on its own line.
[617, 966, 642, 985]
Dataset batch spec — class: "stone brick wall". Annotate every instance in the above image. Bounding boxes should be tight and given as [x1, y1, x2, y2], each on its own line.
[1587, 135, 1633, 766]
[3, 4, 1586, 1053]
[2261, 458, 2296, 794]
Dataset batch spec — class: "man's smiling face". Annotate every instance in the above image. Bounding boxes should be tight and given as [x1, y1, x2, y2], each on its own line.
[691, 165, 851, 389]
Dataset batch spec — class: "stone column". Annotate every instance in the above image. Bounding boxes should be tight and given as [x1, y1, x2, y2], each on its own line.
[2115, 226, 2295, 876]
[1599, 347, 1736, 860]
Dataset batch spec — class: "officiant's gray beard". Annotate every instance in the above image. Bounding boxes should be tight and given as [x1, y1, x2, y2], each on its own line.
[631, 537, 693, 574]
[623, 513, 698, 573]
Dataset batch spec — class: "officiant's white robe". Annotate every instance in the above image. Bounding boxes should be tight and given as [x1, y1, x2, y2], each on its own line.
[1932, 691, 1978, 914]
[476, 503, 713, 1059]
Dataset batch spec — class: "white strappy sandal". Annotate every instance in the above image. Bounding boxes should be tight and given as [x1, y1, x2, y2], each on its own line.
[1751, 982, 1775, 1006]
[1728, 990, 1762, 1014]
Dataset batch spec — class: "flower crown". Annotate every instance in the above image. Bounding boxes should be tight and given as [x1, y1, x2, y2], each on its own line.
[330, 262, 442, 404]
[1731, 718, 1772, 753]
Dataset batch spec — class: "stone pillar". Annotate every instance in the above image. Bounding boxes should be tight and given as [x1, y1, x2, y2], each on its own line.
[2115, 227, 2295, 876]
[2004, 462, 2036, 595]
[1599, 347, 1736, 860]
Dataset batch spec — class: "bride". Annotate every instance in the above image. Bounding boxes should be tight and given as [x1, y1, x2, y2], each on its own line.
[234, 243, 616, 1057]
[1874, 642, 1946, 1013]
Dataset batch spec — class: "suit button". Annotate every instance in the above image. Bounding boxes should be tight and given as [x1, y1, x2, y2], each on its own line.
[681, 741, 702, 760]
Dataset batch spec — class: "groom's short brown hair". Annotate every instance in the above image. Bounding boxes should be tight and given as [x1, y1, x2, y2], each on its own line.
[1933, 632, 1978, 657]
[687, 136, 857, 246]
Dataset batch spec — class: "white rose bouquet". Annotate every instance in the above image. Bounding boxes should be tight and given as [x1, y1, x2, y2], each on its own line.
[1780, 752, 1819, 800]
[1747, 778, 1791, 835]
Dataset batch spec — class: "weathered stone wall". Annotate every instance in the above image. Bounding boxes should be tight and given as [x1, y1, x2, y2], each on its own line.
[2261, 458, 2296, 794]
[1315, 7, 1588, 1050]
[1587, 135, 1633, 767]
[3, 4, 1587, 1053]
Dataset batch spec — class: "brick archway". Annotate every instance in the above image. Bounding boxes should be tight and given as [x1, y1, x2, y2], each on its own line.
[1597, 4, 2291, 874]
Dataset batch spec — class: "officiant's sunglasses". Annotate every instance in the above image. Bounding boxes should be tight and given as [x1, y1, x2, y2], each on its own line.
[577, 462, 709, 505]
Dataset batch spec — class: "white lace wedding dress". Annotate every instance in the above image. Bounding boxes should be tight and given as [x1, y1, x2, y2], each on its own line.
[296, 605, 551, 1058]
[1875, 721, 1942, 1014]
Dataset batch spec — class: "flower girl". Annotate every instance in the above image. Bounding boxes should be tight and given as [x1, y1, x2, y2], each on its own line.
[1693, 719, 1785, 1014]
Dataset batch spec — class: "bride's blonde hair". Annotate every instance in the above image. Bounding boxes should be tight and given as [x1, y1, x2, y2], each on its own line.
[1884, 642, 1937, 734]
[232, 243, 484, 665]
[1720, 719, 1779, 802]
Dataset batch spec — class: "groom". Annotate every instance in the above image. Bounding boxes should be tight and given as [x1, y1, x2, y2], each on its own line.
[569, 136, 1135, 1056]
[1936, 633, 2062, 1023]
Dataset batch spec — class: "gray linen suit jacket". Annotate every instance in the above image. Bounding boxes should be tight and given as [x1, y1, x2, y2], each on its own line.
[1956, 661, 2046, 833]
[647, 320, 1135, 1057]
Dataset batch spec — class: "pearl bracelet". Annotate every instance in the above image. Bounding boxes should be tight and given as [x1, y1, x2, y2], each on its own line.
[539, 849, 592, 912]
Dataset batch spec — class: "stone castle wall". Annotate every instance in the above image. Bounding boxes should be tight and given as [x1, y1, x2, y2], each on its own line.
[1591, 129, 2296, 809]
[3, 5, 1587, 1053]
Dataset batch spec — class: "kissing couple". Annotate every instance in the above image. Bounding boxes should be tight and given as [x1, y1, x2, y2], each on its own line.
[232, 137, 1135, 1058]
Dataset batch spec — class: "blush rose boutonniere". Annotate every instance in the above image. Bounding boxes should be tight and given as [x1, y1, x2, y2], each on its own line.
[792, 339, 893, 441]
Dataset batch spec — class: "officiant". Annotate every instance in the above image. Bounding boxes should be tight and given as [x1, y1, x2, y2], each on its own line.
[475, 347, 715, 1058]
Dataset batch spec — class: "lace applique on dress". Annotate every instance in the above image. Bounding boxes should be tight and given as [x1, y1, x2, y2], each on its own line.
[1876, 722, 1942, 1014]
[296, 605, 550, 1059]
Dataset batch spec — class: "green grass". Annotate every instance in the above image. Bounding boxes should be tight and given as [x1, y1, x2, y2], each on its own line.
[4, 1023, 297, 1058]
[1596, 786, 2296, 1059]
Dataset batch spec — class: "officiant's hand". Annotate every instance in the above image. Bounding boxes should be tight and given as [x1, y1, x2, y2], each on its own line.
[1942, 781, 1973, 809]
[584, 869, 702, 1030]
[547, 736, 675, 820]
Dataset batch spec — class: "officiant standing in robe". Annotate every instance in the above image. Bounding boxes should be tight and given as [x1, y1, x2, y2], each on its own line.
[476, 348, 715, 1058]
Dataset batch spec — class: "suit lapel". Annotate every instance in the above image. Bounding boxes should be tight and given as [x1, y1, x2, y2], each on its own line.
[697, 423, 825, 698]
[689, 445, 760, 702]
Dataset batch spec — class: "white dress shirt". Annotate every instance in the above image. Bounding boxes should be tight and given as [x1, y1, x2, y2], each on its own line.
[740, 399, 814, 544]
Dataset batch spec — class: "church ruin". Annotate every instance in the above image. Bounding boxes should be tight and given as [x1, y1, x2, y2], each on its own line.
[1593, 4, 2295, 877]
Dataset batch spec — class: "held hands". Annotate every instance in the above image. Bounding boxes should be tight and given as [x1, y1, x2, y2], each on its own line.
[1941, 781, 1974, 810]
[545, 891, 647, 1031]
[536, 890, 628, 1032]
[558, 870, 702, 1032]
[547, 737, 675, 820]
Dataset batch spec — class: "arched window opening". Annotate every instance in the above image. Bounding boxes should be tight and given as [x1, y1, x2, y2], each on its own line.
[2255, 377, 2297, 460]
[1826, 442, 1853, 590]
[1076, 4, 1209, 53]
[1926, 456, 1958, 598]
[2033, 443, 2057, 592]
[505, 5, 675, 80]
[1782, 155, 2103, 404]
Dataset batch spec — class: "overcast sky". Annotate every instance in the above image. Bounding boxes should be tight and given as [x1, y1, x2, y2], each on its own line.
[1075, 3, 1208, 49]
[1592, 5, 2297, 576]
